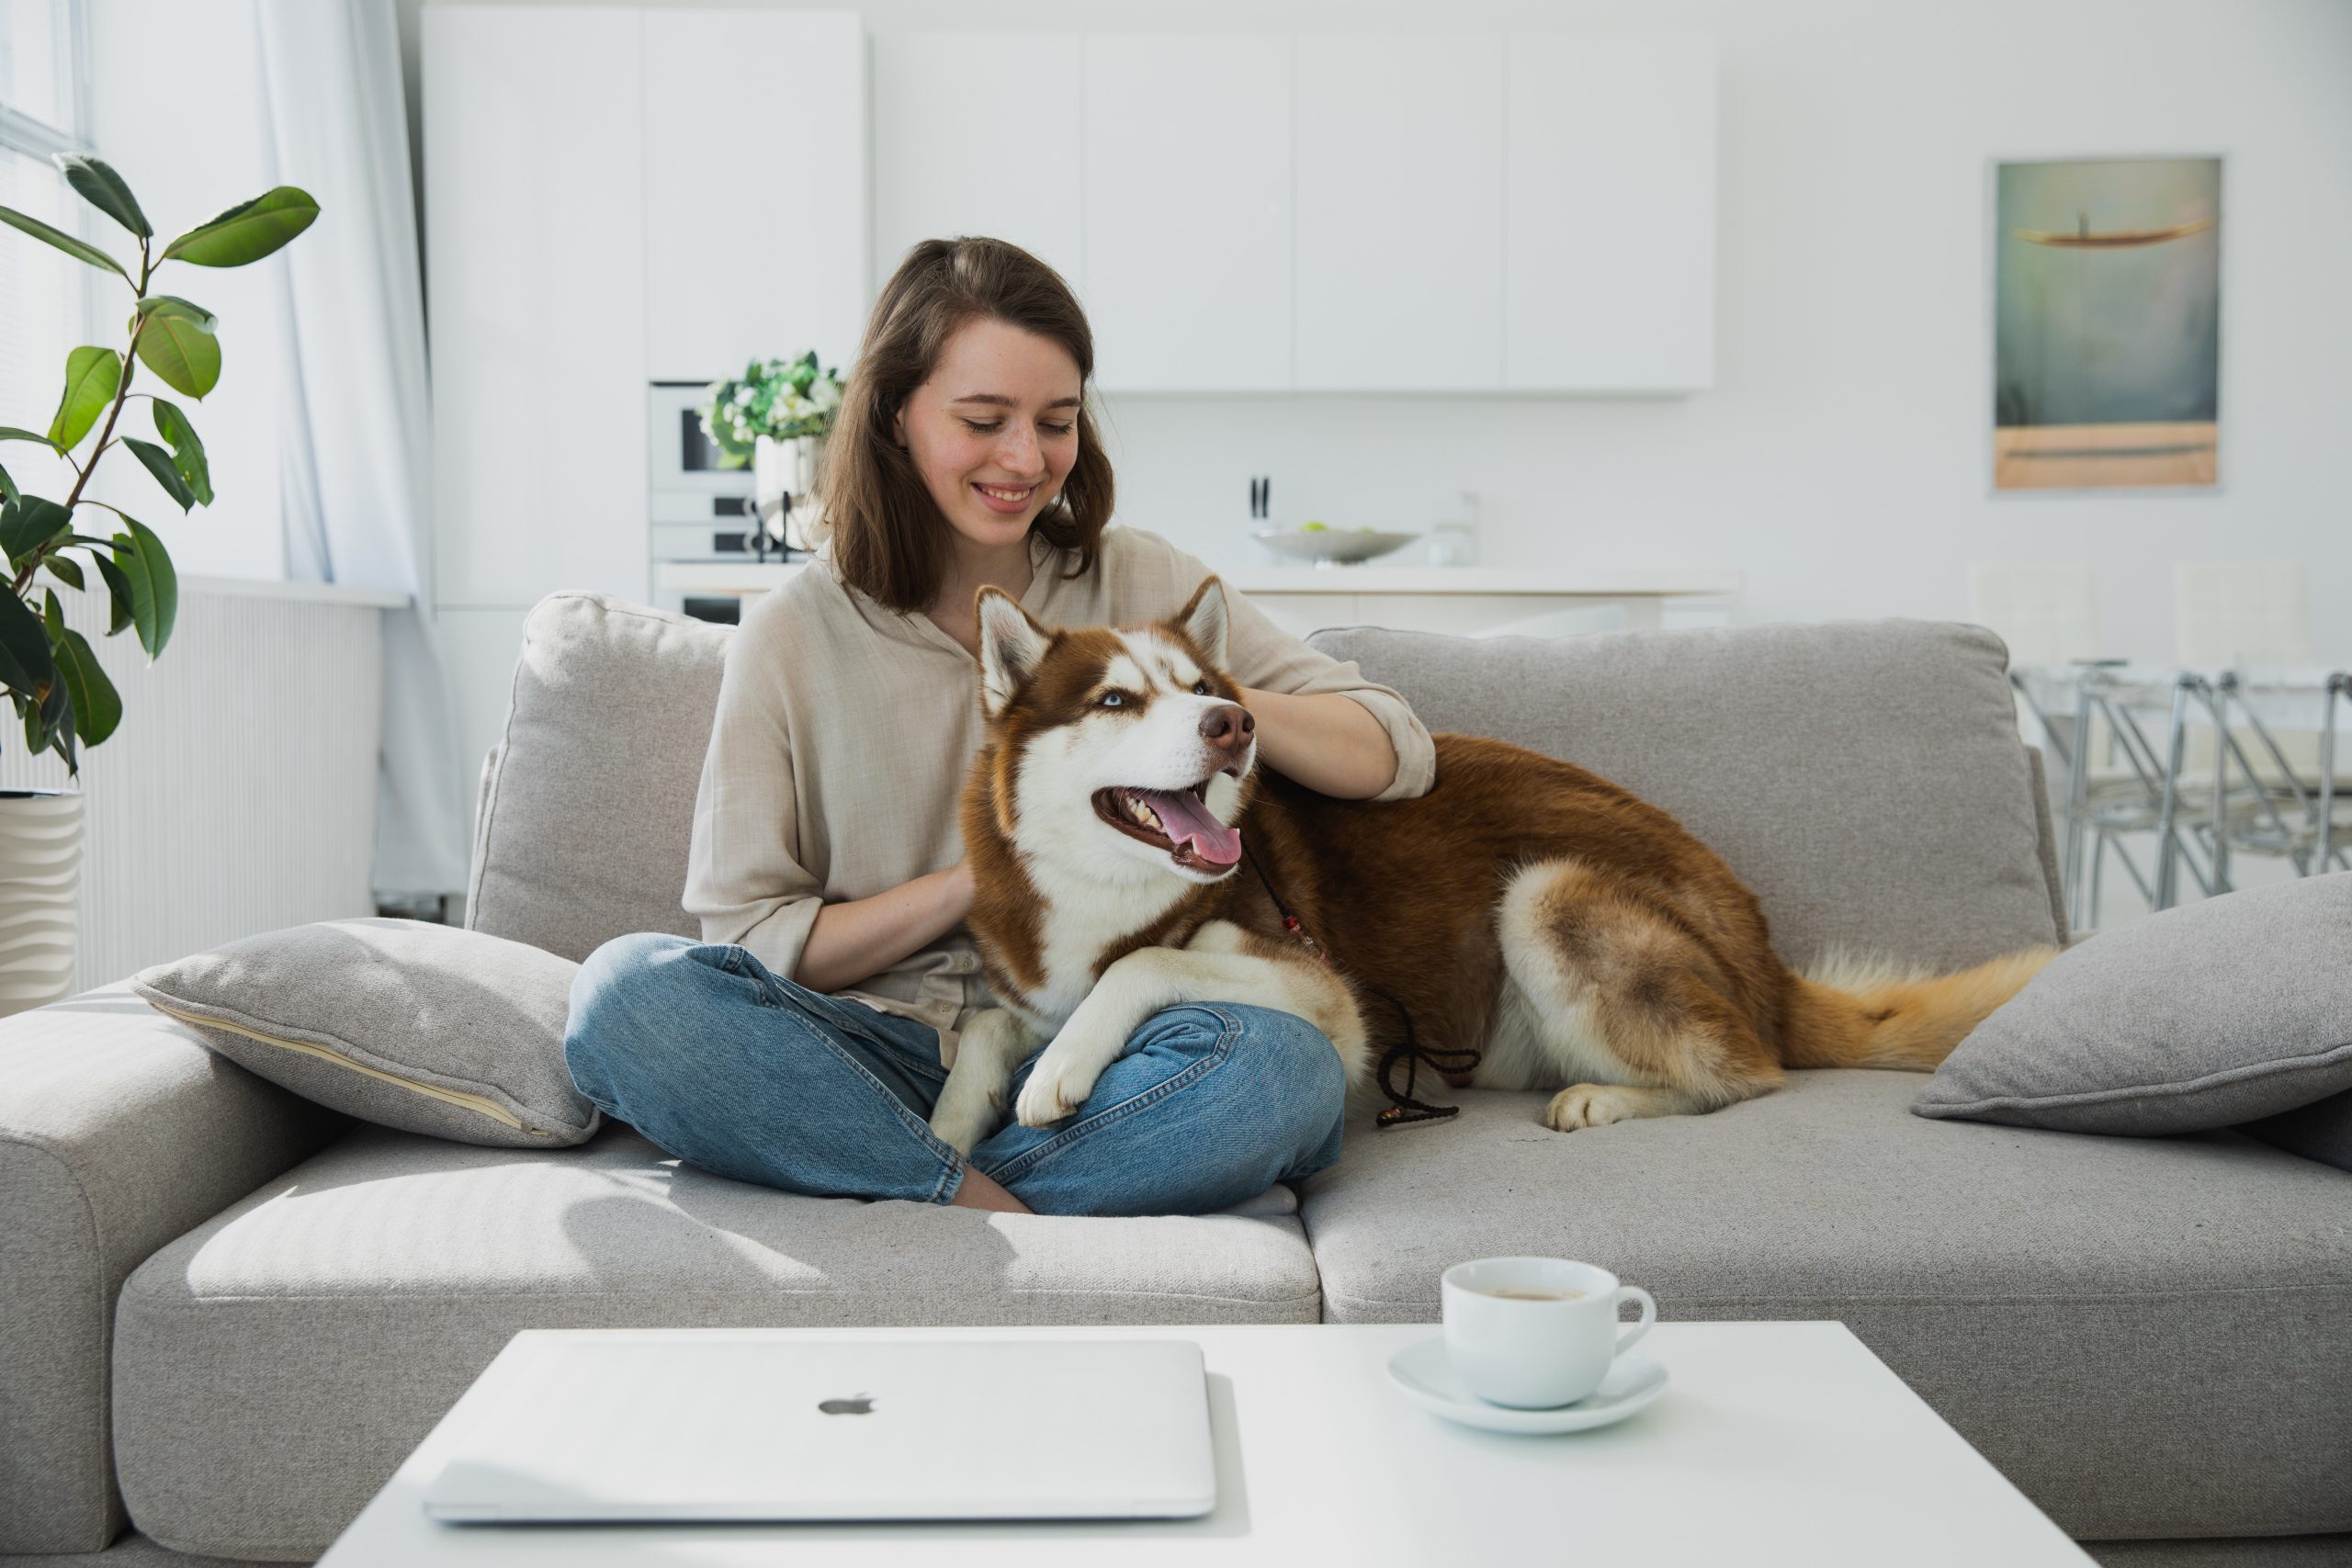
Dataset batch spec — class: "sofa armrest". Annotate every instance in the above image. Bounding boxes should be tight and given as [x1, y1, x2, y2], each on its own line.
[0, 978, 350, 1552]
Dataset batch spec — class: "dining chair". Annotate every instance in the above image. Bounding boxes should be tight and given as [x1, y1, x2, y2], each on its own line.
[2064, 665, 2222, 927]
[2174, 559, 2320, 784]
[1970, 563, 2216, 930]
[2196, 667, 2352, 886]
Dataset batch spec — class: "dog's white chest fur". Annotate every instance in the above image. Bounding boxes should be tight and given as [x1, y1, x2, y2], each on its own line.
[1020, 876, 1191, 1027]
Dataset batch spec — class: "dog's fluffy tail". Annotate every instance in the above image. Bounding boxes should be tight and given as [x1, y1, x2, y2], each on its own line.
[1778, 944, 2061, 1071]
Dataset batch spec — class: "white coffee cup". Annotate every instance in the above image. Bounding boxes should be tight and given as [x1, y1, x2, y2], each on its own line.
[1440, 1257, 1657, 1409]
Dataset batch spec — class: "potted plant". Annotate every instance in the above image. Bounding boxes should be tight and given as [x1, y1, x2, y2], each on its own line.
[0, 153, 317, 1013]
[697, 351, 845, 552]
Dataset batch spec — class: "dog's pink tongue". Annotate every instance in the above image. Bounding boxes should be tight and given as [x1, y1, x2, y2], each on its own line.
[1141, 788, 1242, 865]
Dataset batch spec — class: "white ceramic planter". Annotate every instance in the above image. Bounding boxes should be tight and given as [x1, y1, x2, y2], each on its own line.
[0, 787, 80, 1016]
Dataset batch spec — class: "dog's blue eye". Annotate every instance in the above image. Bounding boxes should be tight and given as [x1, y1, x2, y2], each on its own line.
[1193, 681, 1208, 695]
[1101, 692, 1124, 706]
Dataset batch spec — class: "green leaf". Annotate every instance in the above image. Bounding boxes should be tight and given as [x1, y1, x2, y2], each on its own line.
[0, 462, 14, 505]
[111, 517, 177, 658]
[122, 437, 196, 512]
[160, 186, 319, 266]
[51, 623, 119, 748]
[135, 294, 216, 333]
[131, 298, 220, 399]
[37, 654, 75, 775]
[0, 588, 58, 705]
[40, 552, 82, 591]
[92, 550, 135, 637]
[56, 153, 151, 239]
[0, 427, 56, 447]
[150, 399, 213, 505]
[0, 495, 72, 572]
[0, 204, 130, 283]
[47, 347, 122, 451]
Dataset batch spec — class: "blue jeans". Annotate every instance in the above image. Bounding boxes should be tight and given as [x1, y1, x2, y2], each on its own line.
[562, 931, 1347, 1217]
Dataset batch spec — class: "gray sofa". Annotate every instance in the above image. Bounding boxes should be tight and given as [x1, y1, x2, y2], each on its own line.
[4, 592, 2346, 1567]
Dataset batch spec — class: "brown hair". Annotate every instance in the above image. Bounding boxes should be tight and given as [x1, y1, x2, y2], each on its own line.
[815, 237, 1114, 614]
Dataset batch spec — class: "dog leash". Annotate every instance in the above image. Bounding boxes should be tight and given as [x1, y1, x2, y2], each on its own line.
[1239, 847, 1482, 1128]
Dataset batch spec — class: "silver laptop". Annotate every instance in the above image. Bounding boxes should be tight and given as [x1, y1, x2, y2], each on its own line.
[423, 1334, 1216, 1523]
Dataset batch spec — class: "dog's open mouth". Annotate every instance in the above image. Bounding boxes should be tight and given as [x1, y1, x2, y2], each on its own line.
[1092, 778, 1243, 869]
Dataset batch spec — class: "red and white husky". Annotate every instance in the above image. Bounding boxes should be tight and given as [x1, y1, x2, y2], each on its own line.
[926, 579, 2058, 1156]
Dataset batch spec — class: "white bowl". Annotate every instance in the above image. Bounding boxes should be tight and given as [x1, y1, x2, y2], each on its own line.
[1253, 528, 1420, 565]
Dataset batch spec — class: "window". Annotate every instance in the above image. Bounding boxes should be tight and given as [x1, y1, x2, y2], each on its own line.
[1, 0, 91, 498]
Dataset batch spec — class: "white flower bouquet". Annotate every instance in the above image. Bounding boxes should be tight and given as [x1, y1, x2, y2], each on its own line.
[697, 350, 845, 468]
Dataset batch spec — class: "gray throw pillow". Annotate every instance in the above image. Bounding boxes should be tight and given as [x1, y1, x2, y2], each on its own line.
[132, 917, 597, 1148]
[1914, 872, 2352, 1135]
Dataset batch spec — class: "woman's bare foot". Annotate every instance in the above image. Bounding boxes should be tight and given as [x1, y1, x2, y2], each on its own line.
[948, 1164, 1032, 1213]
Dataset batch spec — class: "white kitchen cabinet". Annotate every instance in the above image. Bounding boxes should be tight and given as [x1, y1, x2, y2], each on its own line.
[1503, 34, 1716, 392]
[642, 10, 867, 382]
[869, 33, 1085, 300]
[424, 6, 648, 611]
[1293, 33, 1507, 391]
[1082, 35, 1292, 392]
[870, 28, 1712, 397]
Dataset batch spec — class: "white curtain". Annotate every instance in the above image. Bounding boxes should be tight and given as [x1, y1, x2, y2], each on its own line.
[253, 0, 470, 898]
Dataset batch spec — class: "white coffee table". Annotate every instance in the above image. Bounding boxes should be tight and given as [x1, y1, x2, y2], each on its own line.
[317, 1322, 2092, 1565]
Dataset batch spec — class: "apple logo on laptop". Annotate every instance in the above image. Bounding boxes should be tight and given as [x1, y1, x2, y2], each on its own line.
[818, 1393, 875, 1416]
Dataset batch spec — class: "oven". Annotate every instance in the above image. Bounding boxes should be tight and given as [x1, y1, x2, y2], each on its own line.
[646, 380, 803, 624]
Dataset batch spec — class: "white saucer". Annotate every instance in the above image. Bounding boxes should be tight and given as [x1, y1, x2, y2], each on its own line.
[1386, 1337, 1669, 1435]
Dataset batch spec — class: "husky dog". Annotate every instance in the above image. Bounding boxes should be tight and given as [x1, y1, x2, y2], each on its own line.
[926, 578, 2059, 1155]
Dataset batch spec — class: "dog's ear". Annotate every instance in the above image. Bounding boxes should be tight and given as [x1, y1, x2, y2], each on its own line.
[1174, 575, 1230, 671]
[975, 587, 1051, 718]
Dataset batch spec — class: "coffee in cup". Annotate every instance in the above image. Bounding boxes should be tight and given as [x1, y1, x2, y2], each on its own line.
[1441, 1257, 1656, 1408]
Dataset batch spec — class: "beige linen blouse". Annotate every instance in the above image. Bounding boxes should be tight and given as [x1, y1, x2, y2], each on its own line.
[682, 522, 1437, 1066]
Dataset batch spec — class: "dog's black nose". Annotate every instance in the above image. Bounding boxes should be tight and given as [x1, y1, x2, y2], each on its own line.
[1199, 704, 1254, 750]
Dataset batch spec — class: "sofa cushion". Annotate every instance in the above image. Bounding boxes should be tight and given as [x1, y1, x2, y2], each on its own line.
[1309, 619, 2066, 969]
[130, 918, 597, 1149]
[470, 604, 2064, 975]
[466, 593, 728, 960]
[112, 1122, 1322, 1560]
[1296, 1073, 2352, 1540]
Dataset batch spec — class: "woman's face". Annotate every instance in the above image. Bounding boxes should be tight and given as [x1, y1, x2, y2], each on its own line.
[892, 316, 1083, 563]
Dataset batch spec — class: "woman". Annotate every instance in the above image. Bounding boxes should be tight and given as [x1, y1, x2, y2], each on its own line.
[564, 237, 1435, 1217]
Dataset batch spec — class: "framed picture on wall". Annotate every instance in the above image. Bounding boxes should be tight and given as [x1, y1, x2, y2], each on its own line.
[1991, 155, 2222, 491]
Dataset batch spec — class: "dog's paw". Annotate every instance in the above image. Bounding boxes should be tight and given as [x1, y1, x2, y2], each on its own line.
[927, 1089, 1000, 1157]
[1544, 1083, 1644, 1132]
[1015, 1047, 1102, 1129]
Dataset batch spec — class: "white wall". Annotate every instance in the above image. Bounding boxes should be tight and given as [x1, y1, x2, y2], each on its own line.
[388, 0, 2346, 663]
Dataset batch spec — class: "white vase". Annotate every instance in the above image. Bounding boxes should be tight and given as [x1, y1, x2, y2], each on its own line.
[752, 434, 825, 553]
[0, 788, 81, 1016]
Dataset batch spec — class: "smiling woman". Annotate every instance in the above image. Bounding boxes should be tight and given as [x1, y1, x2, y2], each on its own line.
[560, 235, 1440, 1218]
[817, 238, 1116, 624]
